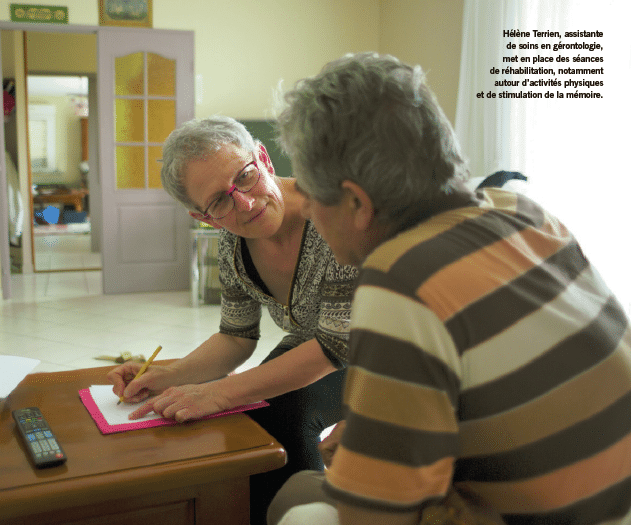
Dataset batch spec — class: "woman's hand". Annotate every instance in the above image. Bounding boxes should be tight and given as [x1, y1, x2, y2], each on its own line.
[128, 381, 233, 423]
[107, 362, 178, 404]
[318, 420, 346, 468]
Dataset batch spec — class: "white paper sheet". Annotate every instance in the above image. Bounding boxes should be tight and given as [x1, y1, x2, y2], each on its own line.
[0, 355, 40, 398]
[88, 384, 164, 425]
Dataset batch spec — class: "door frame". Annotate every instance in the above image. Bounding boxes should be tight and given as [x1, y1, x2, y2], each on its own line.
[0, 22, 97, 298]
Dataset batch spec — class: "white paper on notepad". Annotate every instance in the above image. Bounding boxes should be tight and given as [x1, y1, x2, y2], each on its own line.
[0, 356, 40, 398]
[88, 384, 164, 425]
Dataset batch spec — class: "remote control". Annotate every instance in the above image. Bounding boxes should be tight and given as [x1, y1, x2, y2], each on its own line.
[12, 407, 67, 468]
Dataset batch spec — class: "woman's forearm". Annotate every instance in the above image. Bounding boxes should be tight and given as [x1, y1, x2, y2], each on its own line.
[170, 332, 257, 386]
[220, 338, 338, 406]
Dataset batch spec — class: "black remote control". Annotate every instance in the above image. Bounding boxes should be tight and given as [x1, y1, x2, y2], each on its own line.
[12, 407, 67, 468]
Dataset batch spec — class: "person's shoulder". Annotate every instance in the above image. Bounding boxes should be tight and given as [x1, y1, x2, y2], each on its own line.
[216, 227, 240, 261]
[306, 220, 358, 278]
[363, 224, 427, 274]
[218, 227, 238, 245]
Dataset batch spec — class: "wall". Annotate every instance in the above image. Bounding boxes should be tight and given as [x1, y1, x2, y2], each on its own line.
[0, 0, 463, 121]
[0, 0, 381, 118]
[0, 28, 15, 76]
[379, 0, 463, 125]
[28, 93, 84, 186]
[26, 32, 96, 73]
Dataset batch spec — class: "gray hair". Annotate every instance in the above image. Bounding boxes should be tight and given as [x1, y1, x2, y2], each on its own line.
[160, 116, 257, 210]
[276, 52, 469, 226]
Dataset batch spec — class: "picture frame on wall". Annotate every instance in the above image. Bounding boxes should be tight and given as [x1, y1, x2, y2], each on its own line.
[99, 0, 152, 28]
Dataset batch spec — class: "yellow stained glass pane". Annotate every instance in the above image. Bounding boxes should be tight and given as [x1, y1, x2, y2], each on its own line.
[148, 146, 163, 189]
[147, 53, 175, 97]
[116, 146, 145, 189]
[148, 99, 175, 143]
[116, 99, 145, 143]
[115, 53, 144, 96]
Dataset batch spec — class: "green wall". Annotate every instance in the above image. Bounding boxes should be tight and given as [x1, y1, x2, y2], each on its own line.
[240, 120, 292, 179]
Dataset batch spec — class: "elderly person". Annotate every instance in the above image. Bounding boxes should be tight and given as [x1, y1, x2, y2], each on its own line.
[107, 116, 357, 525]
[268, 52, 631, 525]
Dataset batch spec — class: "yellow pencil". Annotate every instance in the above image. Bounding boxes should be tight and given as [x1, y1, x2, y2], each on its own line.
[117, 345, 163, 405]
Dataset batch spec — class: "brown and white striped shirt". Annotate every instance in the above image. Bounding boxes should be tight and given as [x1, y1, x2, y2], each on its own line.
[325, 188, 631, 524]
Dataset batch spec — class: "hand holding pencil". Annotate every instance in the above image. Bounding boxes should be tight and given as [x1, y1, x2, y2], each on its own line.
[116, 345, 163, 405]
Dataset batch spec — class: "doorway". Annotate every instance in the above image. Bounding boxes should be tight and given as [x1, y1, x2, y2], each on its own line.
[28, 73, 100, 271]
[25, 31, 100, 272]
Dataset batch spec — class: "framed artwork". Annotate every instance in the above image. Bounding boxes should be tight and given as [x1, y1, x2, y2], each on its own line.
[99, 0, 152, 28]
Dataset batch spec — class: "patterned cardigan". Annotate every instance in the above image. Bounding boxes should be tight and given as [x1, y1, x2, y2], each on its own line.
[217, 220, 358, 368]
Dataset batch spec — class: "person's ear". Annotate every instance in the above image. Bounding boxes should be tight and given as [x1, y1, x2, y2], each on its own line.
[256, 143, 275, 176]
[341, 180, 375, 230]
[189, 211, 221, 229]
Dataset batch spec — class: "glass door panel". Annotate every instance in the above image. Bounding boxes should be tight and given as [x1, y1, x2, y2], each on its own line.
[114, 51, 176, 190]
[115, 52, 144, 95]
[148, 53, 175, 96]
[116, 146, 145, 189]
[115, 99, 144, 142]
[147, 99, 175, 142]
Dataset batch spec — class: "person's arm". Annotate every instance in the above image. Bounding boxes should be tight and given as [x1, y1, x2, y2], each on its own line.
[129, 337, 337, 421]
[108, 331, 257, 403]
[169, 331, 257, 384]
[225, 337, 337, 402]
[320, 424, 422, 524]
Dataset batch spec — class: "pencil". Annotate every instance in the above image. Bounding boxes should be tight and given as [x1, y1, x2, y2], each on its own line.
[117, 345, 163, 405]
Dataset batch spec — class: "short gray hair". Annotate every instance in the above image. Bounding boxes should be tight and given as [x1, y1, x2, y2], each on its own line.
[276, 52, 469, 226]
[160, 116, 257, 210]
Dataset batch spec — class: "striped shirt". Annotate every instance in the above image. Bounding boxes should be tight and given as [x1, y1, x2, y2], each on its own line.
[324, 188, 631, 524]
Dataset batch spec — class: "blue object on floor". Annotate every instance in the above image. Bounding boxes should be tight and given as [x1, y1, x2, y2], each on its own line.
[35, 206, 60, 224]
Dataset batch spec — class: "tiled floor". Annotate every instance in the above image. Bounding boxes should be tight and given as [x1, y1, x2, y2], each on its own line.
[2, 234, 284, 375]
[33, 227, 101, 271]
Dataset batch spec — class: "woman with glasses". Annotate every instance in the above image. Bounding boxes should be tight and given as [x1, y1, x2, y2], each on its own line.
[107, 116, 357, 525]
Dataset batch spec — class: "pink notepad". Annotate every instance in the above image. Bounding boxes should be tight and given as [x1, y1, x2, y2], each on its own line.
[79, 387, 269, 434]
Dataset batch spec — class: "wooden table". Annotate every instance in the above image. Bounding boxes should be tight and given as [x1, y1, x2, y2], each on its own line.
[0, 364, 286, 525]
[33, 188, 89, 212]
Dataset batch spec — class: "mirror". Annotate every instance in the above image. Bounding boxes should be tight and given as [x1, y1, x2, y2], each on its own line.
[28, 74, 100, 272]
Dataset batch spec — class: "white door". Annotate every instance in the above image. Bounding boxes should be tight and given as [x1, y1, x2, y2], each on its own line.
[98, 27, 194, 294]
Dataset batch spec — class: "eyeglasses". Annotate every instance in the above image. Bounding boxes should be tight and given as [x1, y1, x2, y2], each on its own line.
[201, 161, 261, 219]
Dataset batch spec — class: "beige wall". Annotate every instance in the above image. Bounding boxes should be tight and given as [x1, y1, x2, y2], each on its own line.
[0, 29, 16, 76]
[379, 0, 463, 125]
[28, 94, 85, 187]
[0, 0, 463, 121]
[157, 0, 381, 119]
[26, 32, 96, 74]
